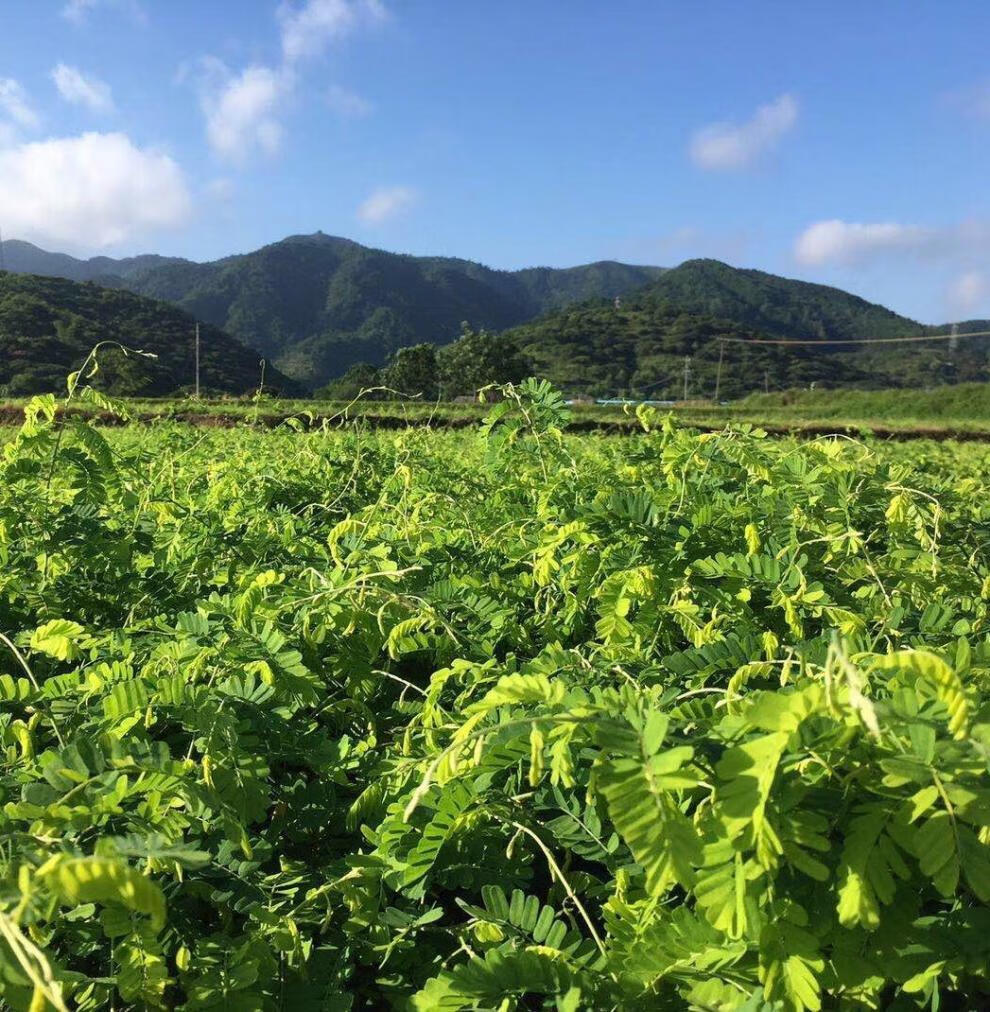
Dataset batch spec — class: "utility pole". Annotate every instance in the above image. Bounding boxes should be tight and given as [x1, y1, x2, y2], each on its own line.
[194, 323, 200, 399]
[714, 339, 725, 403]
[949, 322, 959, 357]
[682, 356, 692, 401]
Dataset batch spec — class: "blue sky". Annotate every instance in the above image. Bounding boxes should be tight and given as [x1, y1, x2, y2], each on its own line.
[1, 1, 989, 323]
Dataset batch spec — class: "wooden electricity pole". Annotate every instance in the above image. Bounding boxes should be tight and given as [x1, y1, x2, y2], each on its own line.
[195, 323, 200, 398]
[682, 356, 692, 401]
[714, 339, 725, 403]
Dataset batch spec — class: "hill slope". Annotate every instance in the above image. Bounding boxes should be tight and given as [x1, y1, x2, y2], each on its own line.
[0, 271, 296, 396]
[2, 235, 664, 389]
[123, 234, 664, 387]
[640, 259, 923, 340]
[505, 288, 990, 399]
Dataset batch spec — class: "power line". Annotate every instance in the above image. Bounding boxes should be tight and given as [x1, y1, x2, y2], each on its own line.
[719, 328, 990, 347]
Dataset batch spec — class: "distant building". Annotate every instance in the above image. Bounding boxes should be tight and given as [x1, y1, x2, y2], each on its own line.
[614, 296, 622, 309]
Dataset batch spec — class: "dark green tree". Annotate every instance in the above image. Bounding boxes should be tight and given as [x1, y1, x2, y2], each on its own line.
[437, 325, 531, 397]
[381, 343, 440, 399]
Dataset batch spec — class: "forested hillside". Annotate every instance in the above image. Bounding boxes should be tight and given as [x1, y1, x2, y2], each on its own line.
[503, 270, 990, 398]
[640, 258, 923, 340]
[0, 272, 296, 396]
[6, 238, 985, 398]
[2, 235, 664, 388]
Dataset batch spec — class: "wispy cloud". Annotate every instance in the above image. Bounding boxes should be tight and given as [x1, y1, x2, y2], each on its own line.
[0, 78, 39, 147]
[278, 0, 387, 63]
[62, 0, 147, 25]
[794, 219, 990, 266]
[689, 93, 798, 171]
[356, 184, 417, 224]
[0, 78, 40, 132]
[192, 2, 386, 165]
[326, 84, 373, 118]
[0, 131, 190, 249]
[198, 59, 291, 163]
[52, 64, 115, 114]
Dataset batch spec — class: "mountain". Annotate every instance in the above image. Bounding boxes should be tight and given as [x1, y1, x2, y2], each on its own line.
[6, 239, 977, 399]
[505, 266, 990, 398]
[1, 235, 664, 389]
[0, 271, 296, 396]
[0, 239, 186, 284]
[639, 259, 923, 340]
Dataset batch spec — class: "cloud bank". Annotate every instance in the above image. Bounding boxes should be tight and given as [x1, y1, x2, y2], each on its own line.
[794, 219, 990, 266]
[0, 132, 190, 248]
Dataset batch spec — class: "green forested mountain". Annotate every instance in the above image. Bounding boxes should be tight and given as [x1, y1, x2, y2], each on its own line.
[0, 272, 296, 396]
[5, 238, 982, 398]
[123, 234, 664, 387]
[639, 258, 923, 340]
[504, 286, 990, 399]
[1, 235, 664, 388]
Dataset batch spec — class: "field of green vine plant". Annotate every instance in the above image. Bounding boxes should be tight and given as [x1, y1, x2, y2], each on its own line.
[1, 379, 989, 1010]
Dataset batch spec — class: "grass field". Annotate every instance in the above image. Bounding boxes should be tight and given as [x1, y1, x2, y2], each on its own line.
[1, 380, 988, 1009]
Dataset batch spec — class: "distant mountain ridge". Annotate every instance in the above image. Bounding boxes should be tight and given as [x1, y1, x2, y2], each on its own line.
[0, 239, 188, 284]
[1, 234, 664, 388]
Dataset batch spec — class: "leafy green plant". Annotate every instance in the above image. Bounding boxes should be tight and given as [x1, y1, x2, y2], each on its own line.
[0, 376, 987, 1009]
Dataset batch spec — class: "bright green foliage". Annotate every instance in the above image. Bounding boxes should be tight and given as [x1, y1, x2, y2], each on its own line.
[0, 377, 989, 1009]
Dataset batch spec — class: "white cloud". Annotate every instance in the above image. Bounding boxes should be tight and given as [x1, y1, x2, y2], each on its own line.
[690, 93, 798, 171]
[0, 132, 190, 248]
[278, 0, 387, 62]
[794, 218, 990, 266]
[0, 78, 40, 132]
[947, 271, 989, 316]
[62, 0, 146, 24]
[199, 61, 289, 162]
[52, 64, 115, 114]
[326, 84, 373, 118]
[356, 184, 417, 224]
[192, 2, 385, 165]
[794, 220, 931, 265]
